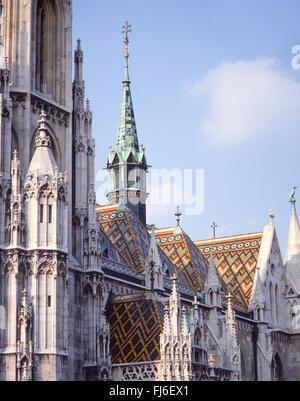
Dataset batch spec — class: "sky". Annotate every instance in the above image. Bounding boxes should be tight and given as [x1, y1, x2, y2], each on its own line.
[73, 0, 300, 253]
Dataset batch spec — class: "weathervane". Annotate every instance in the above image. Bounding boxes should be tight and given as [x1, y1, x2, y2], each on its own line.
[289, 186, 297, 204]
[211, 221, 218, 239]
[122, 21, 132, 59]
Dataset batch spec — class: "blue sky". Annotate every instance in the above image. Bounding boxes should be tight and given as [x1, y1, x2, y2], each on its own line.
[73, 0, 300, 253]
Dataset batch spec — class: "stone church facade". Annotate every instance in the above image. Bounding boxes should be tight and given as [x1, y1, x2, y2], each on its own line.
[0, 0, 300, 381]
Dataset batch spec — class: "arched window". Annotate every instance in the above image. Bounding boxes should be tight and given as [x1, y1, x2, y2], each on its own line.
[72, 216, 80, 258]
[11, 128, 19, 155]
[275, 285, 280, 323]
[57, 266, 66, 350]
[256, 307, 261, 321]
[193, 328, 203, 364]
[5, 189, 11, 244]
[240, 351, 246, 381]
[83, 285, 94, 363]
[5, 264, 17, 348]
[271, 354, 284, 381]
[34, 0, 67, 104]
[194, 328, 202, 346]
[36, 0, 46, 92]
[17, 264, 26, 304]
[208, 289, 213, 306]
[269, 282, 274, 321]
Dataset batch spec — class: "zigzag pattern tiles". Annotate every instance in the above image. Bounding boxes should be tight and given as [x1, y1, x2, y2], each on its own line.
[195, 234, 262, 309]
[97, 207, 144, 274]
[107, 297, 164, 364]
[155, 230, 205, 293]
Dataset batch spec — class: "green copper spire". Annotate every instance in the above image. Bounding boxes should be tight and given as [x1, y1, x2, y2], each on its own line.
[108, 22, 147, 167]
[106, 22, 149, 227]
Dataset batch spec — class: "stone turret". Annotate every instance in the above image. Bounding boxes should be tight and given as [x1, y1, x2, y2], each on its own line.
[9, 151, 25, 247]
[72, 39, 100, 269]
[158, 276, 192, 381]
[24, 110, 68, 251]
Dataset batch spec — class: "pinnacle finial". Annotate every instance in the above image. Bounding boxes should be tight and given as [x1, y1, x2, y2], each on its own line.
[13, 149, 18, 160]
[77, 38, 81, 50]
[175, 206, 182, 228]
[289, 186, 297, 204]
[269, 209, 275, 223]
[38, 109, 47, 129]
[122, 21, 132, 59]
[36, 110, 51, 148]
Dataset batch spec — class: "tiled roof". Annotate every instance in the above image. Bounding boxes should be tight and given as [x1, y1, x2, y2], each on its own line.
[107, 293, 164, 364]
[195, 232, 263, 309]
[96, 204, 191, 289]
[96, 204, 145, 274]
[154, 227, 208, 293]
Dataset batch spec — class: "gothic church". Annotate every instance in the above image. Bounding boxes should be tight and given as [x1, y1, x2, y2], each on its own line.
[0, 0, 300, 382]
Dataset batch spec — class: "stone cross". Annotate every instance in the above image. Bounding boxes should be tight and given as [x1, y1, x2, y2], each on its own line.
[211, 221, 218, 238]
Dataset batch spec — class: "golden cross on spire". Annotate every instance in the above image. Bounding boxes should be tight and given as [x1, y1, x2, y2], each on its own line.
[122, 20, 132, 59]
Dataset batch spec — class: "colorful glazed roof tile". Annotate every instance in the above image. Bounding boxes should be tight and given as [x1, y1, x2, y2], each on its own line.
[96, 204, 145, 274]
[194, 232, 263, 310]
[96, 204, 191, 289]
[107, 293, 164, 364]
[154, 227, 208, 293]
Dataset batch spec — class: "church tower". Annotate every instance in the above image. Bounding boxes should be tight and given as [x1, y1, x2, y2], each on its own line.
[0, 0, 105, 382]
[0, 0, 73, 381]
[106, 22, 148, 226]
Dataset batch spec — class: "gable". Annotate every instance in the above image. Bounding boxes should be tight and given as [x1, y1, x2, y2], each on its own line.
[195, 233, 263, 310]
[155, 227, 208, 293]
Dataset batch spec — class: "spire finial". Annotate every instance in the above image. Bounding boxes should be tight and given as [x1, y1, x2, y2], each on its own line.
[175, 206, 182, 227]
[77, 38, 81, 50]
[122, 21, 132, 59]
[290, 186, 297, 204]
[269, 209, 275, 223]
